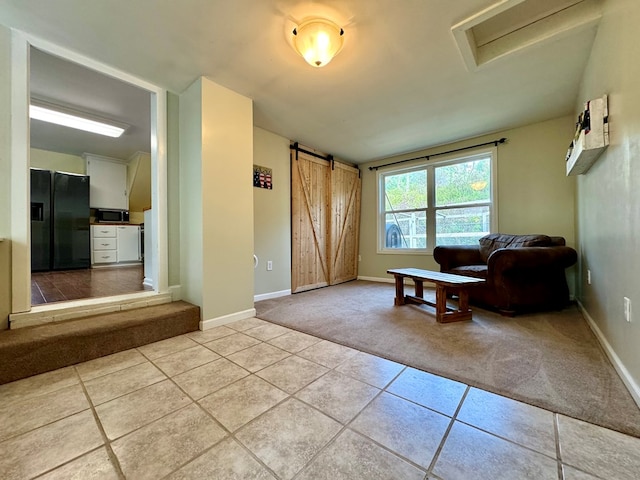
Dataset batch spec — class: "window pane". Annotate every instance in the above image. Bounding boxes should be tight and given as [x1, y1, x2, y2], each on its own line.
[435, 158, 490, 207]
[385, 211, 426, 249]
[436, 206, 490, 246]
[384, 170, 427, 211]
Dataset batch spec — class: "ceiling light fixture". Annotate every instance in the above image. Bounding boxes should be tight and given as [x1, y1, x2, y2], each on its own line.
[292, 18, 344, 68]
[29, 101, 127, 138]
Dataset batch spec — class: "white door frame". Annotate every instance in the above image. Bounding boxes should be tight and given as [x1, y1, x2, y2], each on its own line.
[10, 30, 169, 314]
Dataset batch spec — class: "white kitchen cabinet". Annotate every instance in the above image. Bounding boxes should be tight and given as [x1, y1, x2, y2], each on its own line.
[85, 154, 128, 210]
[117, 225, 140, 262]
[91, 225, 117, 264]
[91, 225, 140, 265]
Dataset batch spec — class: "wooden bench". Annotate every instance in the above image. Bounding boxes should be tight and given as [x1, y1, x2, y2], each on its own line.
[387, 268, 486, 323]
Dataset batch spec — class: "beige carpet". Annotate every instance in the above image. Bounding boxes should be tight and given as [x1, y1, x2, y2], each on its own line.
[256, 280, 640, 438]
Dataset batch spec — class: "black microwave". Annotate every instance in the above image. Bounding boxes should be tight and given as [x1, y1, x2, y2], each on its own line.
[96, 209, 130, 223]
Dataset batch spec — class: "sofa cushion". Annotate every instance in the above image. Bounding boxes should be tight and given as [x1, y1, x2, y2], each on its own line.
[478, 233, 552, 263]
[449, 265, 488, 280]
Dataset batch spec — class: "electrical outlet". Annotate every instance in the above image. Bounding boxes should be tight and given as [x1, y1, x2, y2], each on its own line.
[587, 270, 591, 285]
[624, 297, 631, 322]
[267, 260, 273, 271]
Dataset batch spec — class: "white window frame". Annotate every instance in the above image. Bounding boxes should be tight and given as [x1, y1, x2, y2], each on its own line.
[377, 146, 498, 254]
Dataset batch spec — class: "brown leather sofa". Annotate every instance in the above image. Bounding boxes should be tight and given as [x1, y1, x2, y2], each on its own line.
[433, 233, 577, 315]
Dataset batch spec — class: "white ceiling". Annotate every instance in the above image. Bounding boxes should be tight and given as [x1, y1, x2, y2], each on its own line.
[0, 0, 602, 163]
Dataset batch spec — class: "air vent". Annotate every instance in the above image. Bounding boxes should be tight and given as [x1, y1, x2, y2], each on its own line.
[452, 0, 602, 70]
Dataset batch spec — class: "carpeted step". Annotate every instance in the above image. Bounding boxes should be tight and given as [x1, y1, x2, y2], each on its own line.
[0, 300, 200, 385]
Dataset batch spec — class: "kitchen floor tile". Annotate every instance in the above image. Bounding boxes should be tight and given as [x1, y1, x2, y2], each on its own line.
[83, 361, 166, 405]
[203, 332, 262, 356]
[199, 375, 288, 432]
[457, 387, 556, 457]
[95, 379, 191, 440]
[112, 403, 227, 480]
[226, 342, 290, 372]
[0, 366, 78, 407]
[296, 370, 380, 424]
[236, 398, 342, 480]
[0, 383, 90, 442]
[36, 447, 121, 480]
[166, 437, 276, 480]
[267, 330, 322, 353]
[335, 351, 405, 388]
[137, 335, 199, 360]
[350, 391, 450, 468]
[387, 367, 467, 417]
[433, 421, 559, 479]
[172, 357, 249, 400]
[557, 414, 640, 480]
[152, 344, 220, 377]
[297, 340, 359, 368]
[296, 428, 426, 480]
[256, 355, 329, 394]
[226, 317, 269, 332]
[185, 325, 236, 343]
[75, 349, 147, 381]
[243, 323, 292, 341]
[0, 410, 103, 480]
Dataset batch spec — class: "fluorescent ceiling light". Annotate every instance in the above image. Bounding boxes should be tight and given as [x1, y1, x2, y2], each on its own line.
[29, 102, 127, 138]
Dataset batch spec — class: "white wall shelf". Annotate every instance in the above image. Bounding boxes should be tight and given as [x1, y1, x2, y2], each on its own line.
[566, 95, 609, 176]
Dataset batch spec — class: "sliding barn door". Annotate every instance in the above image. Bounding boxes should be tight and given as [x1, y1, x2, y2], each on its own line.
[291, 151, 330, 293]
[330, 162, 361, 285]
[291, 147, 361, 293]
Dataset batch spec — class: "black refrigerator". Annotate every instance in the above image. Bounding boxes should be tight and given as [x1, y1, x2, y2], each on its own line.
[31, 168, 91, 271]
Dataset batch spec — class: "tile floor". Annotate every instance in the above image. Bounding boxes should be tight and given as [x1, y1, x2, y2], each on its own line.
[1, 317, 640, 479]
[31, 265, 152, 305]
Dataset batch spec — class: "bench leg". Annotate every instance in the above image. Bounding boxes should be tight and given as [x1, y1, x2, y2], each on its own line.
[437, 286, 473, 323]
[393, 274, 405, 306]
[414, 280, 423, 299]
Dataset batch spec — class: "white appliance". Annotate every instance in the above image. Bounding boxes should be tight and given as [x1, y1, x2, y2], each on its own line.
[116, 225, 140, 262]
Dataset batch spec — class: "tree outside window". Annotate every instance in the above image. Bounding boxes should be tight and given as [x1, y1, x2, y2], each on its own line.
[378, 149, 495, 253]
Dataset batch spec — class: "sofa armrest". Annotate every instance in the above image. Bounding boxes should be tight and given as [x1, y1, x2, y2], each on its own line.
[488, 246, 577, 272]
[433, 245, 484, 271]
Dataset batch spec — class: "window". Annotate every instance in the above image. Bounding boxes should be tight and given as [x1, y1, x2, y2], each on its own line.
[378, 147, 496, 253]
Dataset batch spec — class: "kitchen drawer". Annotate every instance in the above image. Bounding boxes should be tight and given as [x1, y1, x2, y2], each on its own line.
[93, 237, 117, 250]
[93, 251, 117, 263]
[92, 225, 116, 237]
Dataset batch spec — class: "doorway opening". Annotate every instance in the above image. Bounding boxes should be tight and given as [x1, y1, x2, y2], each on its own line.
[10, 32, 168, 323]
[29, 47, 153, 306]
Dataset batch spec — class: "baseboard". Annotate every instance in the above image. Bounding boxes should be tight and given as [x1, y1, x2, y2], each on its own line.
[577, 299, 640, 408]
[254, 289, 291, 302]
[168, 284, 182, 301]
[357, 275, 395, 283]
[200, 308, 257, 330]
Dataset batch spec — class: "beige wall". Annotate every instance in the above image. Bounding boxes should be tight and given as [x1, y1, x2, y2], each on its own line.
[575, 0, 640, 395]
[30, 148, 85, 174]
[253, 127, 291, 297]
[179, 77, 254, 323]
[0, 25, 11, 329]
[358, 115, 577, 292]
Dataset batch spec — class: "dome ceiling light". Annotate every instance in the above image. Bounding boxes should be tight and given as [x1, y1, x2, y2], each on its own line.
[292, 18, 344, 68]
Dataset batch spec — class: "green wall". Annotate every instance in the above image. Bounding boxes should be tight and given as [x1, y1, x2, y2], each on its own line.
[358, 115, 577, 293]
[575, 0, 640, 398]
[179, 77, 254, 324]
[0, 25, 11, 329]
[253, 127, 291, 297]
[30, 149, 85, 174]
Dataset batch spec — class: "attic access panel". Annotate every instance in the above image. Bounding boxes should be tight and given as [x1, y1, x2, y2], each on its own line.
[452, 0, 602, 70]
